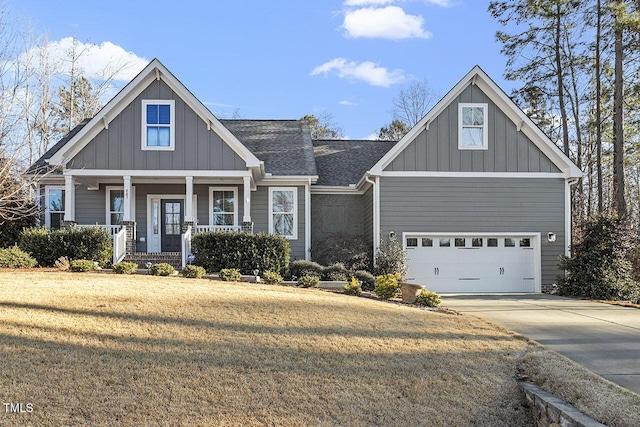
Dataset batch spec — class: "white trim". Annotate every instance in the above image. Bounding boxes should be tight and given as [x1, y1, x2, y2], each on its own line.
[185, 177, 194, 222]
[380, 171, 566, 179]
[208, 186, 239, 227]
[123, 176, 132, 222]
[64, 175, 75, 222]
[402, 231, 542, 293]
[268, 187, 298, 240]
[49, 59, 261, 168]
[146, 194, 198, 253]
[310, 185, 364, 195]
[243, 176, 251, 223]
[259, 176, 319, 185]
[141, 100, 175, 151]
[564, 179, 580, 257]
[44, 185, 65, 229]
[305, 179, 311, 260]
[458, 103, 488, 150]
[374, 176, 380, 259]
[63, 169, 252, 178]
[369, 66, 582, 178]
[105, 186, 137, 226]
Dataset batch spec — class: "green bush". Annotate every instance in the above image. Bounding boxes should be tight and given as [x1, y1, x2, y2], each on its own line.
[192, 232, 290, 275]
[313, 233, 372, 271]
[182, 265, 206, 279]
[353, 270, 376, 291]
[416, 289, 441, 307]
[219, 268, 241, 281]
[0, 245, 37, 268]
[374, 273, 401, 299]
[375, 237, 408, 279]
[263, 270, 283, 285]
[289, 260, 324, 278]
[19, 226, 112, 267]
[322, 263, 349, 281]
[151, 263, 175, 277]
[112, 261, 138, 274]
[0, 215, 36, 249]
[298, 275, 320, 288]
[559, 215, 640, 303]
[343, 277, 362, 296]
[70, 259, 98, 272]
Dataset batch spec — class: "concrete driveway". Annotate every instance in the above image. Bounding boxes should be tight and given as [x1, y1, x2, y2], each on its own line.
[441, 293, 640, 394]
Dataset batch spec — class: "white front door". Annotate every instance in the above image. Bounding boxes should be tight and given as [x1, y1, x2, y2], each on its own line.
[405, 235, 538, 293]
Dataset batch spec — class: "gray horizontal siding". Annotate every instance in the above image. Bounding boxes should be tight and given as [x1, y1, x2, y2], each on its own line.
[363, 187, 373, 247]
[311, 194, 364, 250]
[385, 84, 560, 174]
[68, 79, 246, 171]
[379, 177, 565, 285]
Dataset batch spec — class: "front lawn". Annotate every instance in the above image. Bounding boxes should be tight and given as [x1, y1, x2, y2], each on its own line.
[0, 271, 638, 426]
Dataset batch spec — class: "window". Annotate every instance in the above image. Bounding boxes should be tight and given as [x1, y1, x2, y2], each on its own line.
[106, 186, 135, 226]
[505, 238, 516, 247]
[439, 238, 450, 247]
[459, 103, 488, 150]
[269, 187, 297, 239]
[209, 187, 238, 227]
[45, 186, 64, 230]
[406, 238, 418, 247]
[142, 100, 175, 150]
[487, 238, 498, 247]
[421, 238, 433, 247]
[455, 238, 466, 247]
[519, 238, 531, 248]
[472, 238, 483, 247]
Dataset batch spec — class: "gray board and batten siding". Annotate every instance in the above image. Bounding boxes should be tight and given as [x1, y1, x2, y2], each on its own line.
[384, 84, 561, 174]
[379, 177, 565, 285]
[67, 79, 246, 171]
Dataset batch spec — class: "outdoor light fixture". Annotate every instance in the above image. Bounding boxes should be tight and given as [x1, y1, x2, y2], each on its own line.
[547, 232, 556, 243]
[389, 231, 396, 240]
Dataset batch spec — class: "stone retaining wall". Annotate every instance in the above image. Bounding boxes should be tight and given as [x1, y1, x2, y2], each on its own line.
[518, 381, 605, 427]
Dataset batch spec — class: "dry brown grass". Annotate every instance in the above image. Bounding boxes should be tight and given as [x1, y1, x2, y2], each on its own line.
[0, 271, 633, 426]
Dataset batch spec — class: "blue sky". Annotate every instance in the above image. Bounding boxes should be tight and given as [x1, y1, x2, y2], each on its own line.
[12, 0, 515, 139]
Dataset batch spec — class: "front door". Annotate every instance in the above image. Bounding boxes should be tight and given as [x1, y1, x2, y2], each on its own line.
[161, 199, 183, 252]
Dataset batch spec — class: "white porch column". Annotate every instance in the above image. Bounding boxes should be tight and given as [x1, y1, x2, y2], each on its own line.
[185, 176, 194, 222]
[64, 174, 75, 222]
[243, 176, 251, 222]
[123, 176, 132, 222]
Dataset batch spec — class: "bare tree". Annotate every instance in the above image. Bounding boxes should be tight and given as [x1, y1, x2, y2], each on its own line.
[391, 79, 438, 128]
[301, 111, 344, 139]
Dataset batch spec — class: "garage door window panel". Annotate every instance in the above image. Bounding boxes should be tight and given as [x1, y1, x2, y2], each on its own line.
[422, 238, 433, 247]
[439, 238, 450, 247]
[455, 238, 466, 247]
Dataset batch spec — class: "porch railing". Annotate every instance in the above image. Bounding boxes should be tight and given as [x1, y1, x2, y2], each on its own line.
[182, 226, 192, 269]
[113, 226, 127, 265]
[77, 224, 123, 239]
[194, 225, 242, 234]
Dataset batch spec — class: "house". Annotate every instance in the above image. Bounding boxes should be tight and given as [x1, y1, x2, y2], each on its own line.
[27, 59, 581, 293]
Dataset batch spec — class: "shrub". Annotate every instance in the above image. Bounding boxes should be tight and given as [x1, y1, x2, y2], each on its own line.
[375, 237, 408, 279]
[263, 270, 282, 285]
[70, 259, 98, 272]
[182, 265, 206, 279]
[54, 256, 70, 271]
[559, 215, 640, 303]
[313, 233, 372, 271]
[322, 263, 349, 281]
[112, 261, 138, 275]
[192, 232, 290, 275]
[151, 263, 175, 276]
[343, 277, 362, 296]
[219, 268, 241, 281]
[298, 275, 320, 288]
[0, 215, 36, 249]
[19, 226, 112, 267]
[416, 289, 441, 307]
[374, 273, 401, 299]
[289, 260, 324, 279]
[0, 245, 37, 268]
[353, 270, 375, 291]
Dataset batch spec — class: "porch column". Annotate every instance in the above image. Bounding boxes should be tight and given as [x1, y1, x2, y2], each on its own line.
[64, 174, 75, 223]
[243, 176, 251, 223]
[123, 176, 132, 222]
[185, 176, 194, 222]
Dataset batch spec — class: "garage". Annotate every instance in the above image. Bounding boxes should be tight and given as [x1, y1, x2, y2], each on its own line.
[404, 233, 539, 293]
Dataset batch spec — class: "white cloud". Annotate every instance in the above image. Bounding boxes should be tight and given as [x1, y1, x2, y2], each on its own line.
[29, 37, 148, 81]
[363, 132, 379, 140]
[311, 58, 405, 87]
[339, 100, 358, 106]
[342, 6, 431, 40]
[343, 0, 394, 5]
[424, 0, 455, 6]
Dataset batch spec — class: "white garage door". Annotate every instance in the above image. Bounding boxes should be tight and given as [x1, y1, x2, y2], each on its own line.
[405, 235, 537, 293]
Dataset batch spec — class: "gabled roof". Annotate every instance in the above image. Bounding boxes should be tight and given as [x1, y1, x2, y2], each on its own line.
[45, 58, 262, 169]
[369, 65, 582, 178]
[222, 120, 317, 176]
[312, 139, 396, 186]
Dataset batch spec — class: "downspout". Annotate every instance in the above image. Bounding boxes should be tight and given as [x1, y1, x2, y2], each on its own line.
[566, 177, 580, 257]
[305, 178, 311, 261]
[365, 173, 379, 266]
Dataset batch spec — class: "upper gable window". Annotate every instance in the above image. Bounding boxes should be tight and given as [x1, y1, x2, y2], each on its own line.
[142, 100, 175, 151]
[458, 103, 488, 150]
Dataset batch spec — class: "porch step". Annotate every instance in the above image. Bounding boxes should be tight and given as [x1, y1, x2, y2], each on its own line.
[124, 253, 182, 270]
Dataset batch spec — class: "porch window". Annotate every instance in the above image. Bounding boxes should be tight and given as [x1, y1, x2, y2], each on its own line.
[209, 187, 238, 226]
[269, 187, 297, 239]
[458, 103, 488, 150]
[45, 186, 64, 230]
[106, 186, 136, 226]
[142, 100, 175, 151]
